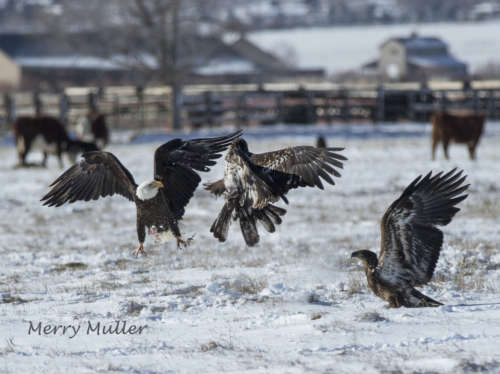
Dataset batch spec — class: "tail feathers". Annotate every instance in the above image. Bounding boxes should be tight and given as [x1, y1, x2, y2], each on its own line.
[254, 204, 287, 233]
[212, 202, 286, 246]
[237, 206, 259, 246]
[254, 209, 274, 233]
[265, 204, 287, 225]
[210, 202, 233, 242]
[411, 288, 443, 307]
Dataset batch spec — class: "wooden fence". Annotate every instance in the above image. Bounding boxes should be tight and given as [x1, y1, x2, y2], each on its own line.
[1, 80, 500, 134]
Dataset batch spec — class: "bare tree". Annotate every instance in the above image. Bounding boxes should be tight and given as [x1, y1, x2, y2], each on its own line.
[53, 0, 230, 129]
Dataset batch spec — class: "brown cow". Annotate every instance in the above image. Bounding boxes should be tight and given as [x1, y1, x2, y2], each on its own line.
[14, 116, 99, 168]
[90, 113, 109, 148]
[431, 111, 485, 160]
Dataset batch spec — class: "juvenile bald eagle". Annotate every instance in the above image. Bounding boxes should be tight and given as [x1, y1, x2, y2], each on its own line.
[41, 131, 242, 256]
[351, 168, 468, 308]
[205, 138, 347, 246]
[316, 136, 327, 148]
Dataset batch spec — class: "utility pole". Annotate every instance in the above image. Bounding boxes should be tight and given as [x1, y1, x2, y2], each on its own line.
[171, 0, 182, 130]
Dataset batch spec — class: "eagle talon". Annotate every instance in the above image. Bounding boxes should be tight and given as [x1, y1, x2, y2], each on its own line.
[176, 235, 194, 249]
[133, 244, 147, 257]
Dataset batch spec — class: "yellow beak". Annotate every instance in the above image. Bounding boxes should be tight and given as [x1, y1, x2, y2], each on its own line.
[153, 181, 164, 189]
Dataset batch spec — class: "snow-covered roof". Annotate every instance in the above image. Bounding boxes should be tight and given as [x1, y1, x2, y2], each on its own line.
[382, 34, 447, 51]
[404, 38, 446, 50]
[195, 58, 256, 75]
[408, 55, 467, 69]
[15, 56, 124, 70]
[14, 53, 159, 71]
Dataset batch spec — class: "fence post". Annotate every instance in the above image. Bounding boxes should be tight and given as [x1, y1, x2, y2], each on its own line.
[472, 89, 479, 113]
[113, 94, 120, 129]
[88, 91, 97, 112]
[4, 93, 16, 124]
[204, 91, 214, 127]
[33, 91, 42, 116]
[59, 93, 69, 125]
[276, 92, 284, 124]
[408, 90, 415, 121]
[324, 92, 331, 122]
[306, 90, 315, 123]
[97, 86, 104, 100]
[439, 90, 447, 111]
[237, 92, 247, 128]
[136, 85, 145, 131]
[487, 89, 494, 118]
[341, 88, 350, 122]
[376, 86, 384, 123]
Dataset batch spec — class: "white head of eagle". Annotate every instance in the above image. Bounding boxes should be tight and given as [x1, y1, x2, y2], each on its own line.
[136, 180, 164, 201]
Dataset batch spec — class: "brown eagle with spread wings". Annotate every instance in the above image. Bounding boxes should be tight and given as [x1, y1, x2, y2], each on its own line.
[351, 168, 469, 307]
[205, 138, 347, 246]
[41, 131, 242, 256]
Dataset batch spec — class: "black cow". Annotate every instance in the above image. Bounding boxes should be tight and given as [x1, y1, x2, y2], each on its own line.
[14, 116, 98, 168]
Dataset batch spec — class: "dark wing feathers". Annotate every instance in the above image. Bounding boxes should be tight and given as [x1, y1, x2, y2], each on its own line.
[41, 151, 137, 206]
[250, 146, 347, 196]
[154, 130, 242, 175]
[378, 168, 469, 287]
[162, 166, 201, 221]
[154, 130, 242, 219]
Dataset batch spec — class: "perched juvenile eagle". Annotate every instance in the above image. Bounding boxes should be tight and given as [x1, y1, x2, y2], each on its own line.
[205, 138, 347, 246]
[316, 136, 327, 148]
[351, 168, 468, 308]
[41, 131, 242, 256]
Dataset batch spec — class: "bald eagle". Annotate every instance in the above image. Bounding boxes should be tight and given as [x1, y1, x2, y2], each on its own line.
[41, 131, 242, 256]
[205, 138, 347, 246]
[351, 168, 468, 308]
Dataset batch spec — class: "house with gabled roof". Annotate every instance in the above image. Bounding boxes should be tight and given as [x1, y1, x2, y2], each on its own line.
[363, 32, 468, 81]
[0, 29, 323, 89]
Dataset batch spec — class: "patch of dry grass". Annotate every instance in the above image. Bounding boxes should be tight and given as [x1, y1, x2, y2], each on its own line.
[230, 274, 268, 295]
[356, 311, 388, 322]
[200, 339, 234, 352]
[51, 262, 88, 273]
[123, 300, 146, 316]
[434, 253, 499, 292]
[1, 294, 30, 304]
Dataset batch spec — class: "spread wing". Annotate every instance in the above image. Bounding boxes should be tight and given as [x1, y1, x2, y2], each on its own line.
[41, 151, 137, 206]
[154, 130, 242, 220]
[378, 168, 469, 287]
[250, 146, 347, 196]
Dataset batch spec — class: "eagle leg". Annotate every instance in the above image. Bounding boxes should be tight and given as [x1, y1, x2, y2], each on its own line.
[133, 243, 147, 257]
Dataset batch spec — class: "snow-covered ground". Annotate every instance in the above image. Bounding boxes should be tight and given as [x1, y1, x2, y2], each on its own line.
[1, 124, 499, 373]
[250, 21, 500, 74]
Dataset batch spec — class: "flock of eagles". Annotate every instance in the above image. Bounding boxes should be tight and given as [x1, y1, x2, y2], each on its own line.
[40, 130, 469, 309]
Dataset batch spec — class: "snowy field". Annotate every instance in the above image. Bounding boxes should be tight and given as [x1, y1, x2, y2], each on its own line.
[1, 124, 500, 373]
[250, 21, 500, 74]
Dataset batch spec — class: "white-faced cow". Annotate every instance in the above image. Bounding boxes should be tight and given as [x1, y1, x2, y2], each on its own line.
[14, 116, 99, 168]
[431, 111, 485, 160]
